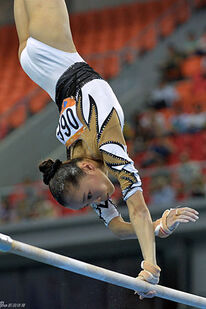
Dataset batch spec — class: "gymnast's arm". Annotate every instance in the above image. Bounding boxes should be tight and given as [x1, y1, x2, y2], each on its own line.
[98, 113, 157, 266]
[106, 192, 157, 266]
[98, 111, 198, 282]
[108, 206, 199, 240]
[109, 214, 158, 241]
[126, 190, 157, 265]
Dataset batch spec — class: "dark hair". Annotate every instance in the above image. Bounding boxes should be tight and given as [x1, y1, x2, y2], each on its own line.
[39, 158, 86, 206]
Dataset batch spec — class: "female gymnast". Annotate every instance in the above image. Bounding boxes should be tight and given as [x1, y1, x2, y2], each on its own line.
[14, 0, 199, 299]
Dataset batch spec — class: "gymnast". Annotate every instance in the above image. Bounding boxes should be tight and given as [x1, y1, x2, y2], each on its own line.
[14, 0, 199, 299]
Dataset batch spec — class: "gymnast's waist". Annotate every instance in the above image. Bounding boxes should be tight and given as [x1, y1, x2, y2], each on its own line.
[55, 62, 102, 112]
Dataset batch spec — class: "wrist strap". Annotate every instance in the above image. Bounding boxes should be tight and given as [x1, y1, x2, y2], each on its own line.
[155, 209, 173, 238]
[141, 261, 161, 275]
[138, 261, 161, 284]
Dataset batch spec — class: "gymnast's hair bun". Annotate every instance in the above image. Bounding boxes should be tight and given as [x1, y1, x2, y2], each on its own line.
[39, 159, 62, 185]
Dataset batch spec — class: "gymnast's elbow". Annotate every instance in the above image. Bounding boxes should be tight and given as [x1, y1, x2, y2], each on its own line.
[110, 229, 127, 240]
[108, 216, 135, 240]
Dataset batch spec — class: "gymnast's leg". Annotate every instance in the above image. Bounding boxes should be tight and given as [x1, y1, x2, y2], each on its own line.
[14, 0, 30, 59]
[14, 0, 76, 57]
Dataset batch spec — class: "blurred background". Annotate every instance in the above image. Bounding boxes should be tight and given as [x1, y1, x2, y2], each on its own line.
[0, 0, 206, 308]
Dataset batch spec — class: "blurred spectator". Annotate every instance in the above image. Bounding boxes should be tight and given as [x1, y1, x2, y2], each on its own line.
[170, 104, 191, 134]
[149, 79, 179, 109]
[123, 121, 135, 141]
[22, 178, 38, 205]
[170, 104, 206, 134]
[138, 107, 166, 139]
[132, 135, 147, 155]
[32, 198, 59, 219]
[141, 136, 175, 168]
[0, 196, 17, 223]
[196, 28, 206, 55]
[131, 109, 160, 155]
[182, 31, 198, 56]
[189, 176, 205, 198]
[132, 110, 143, 138]
[123, 121, 136, 154]
[187, 104, 206, 133]
[174, 179, 187, 201]
[201, 56, 206, 71]
[150, 176, 176, 205]
[111, 184, 122, 205]
[177, 152, 202, 188]
[159, 44, 184, 81]
[0, 181, 62, 224]
[151, 157, 172, 179]
[192, 71, 206, 94]
[16, 199, 31, 221]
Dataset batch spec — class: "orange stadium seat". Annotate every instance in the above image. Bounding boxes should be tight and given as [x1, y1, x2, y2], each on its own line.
[176, 0, 190, 24]
[102, 55, 120, 79]
[90, 32, 111, 54]
[160, 13, 176, 37]
[181, 95, 206, 114]
[87, 58, 103, 74]
[160, 108, 174, 128]
[192, 93, 206, 111]
[180, 56, 202, 77]
[145, 1, 163, 20]
[109, 31, 127, 52]
[181, 97, 195, 113]
[127, 25, 148, 54]
[160, 0, 175, 12]
[0, 101, 11, 115]
[29, 91, 50, 114]
[8, 104, 27, 129]
[175, 80, 193, 99]
[78, 42, 94, 58]
[0, 0, 191, 138]
[140, 27, 157, 51]
[0, 117, 8, 139]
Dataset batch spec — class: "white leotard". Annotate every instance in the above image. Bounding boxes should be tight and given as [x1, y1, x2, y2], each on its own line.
[20, 37, 142, 226]
[20, 37, 84, 101]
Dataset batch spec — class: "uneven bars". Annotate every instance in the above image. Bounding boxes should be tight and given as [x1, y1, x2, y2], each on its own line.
[0, 233, 205, 309]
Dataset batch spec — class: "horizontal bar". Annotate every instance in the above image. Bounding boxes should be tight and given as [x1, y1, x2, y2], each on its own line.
[0, 233, 205, 308]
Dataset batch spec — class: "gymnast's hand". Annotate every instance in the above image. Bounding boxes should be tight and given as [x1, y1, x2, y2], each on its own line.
[135, 261, 161, 300]
[154, 206, 199, 238]
[166, 207, 199, 231]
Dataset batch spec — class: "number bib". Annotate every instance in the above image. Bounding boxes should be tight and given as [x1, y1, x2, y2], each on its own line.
[56, 97, 86, 148]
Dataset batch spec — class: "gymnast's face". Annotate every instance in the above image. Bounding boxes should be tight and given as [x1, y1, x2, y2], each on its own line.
[64, 161, 115, 210]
